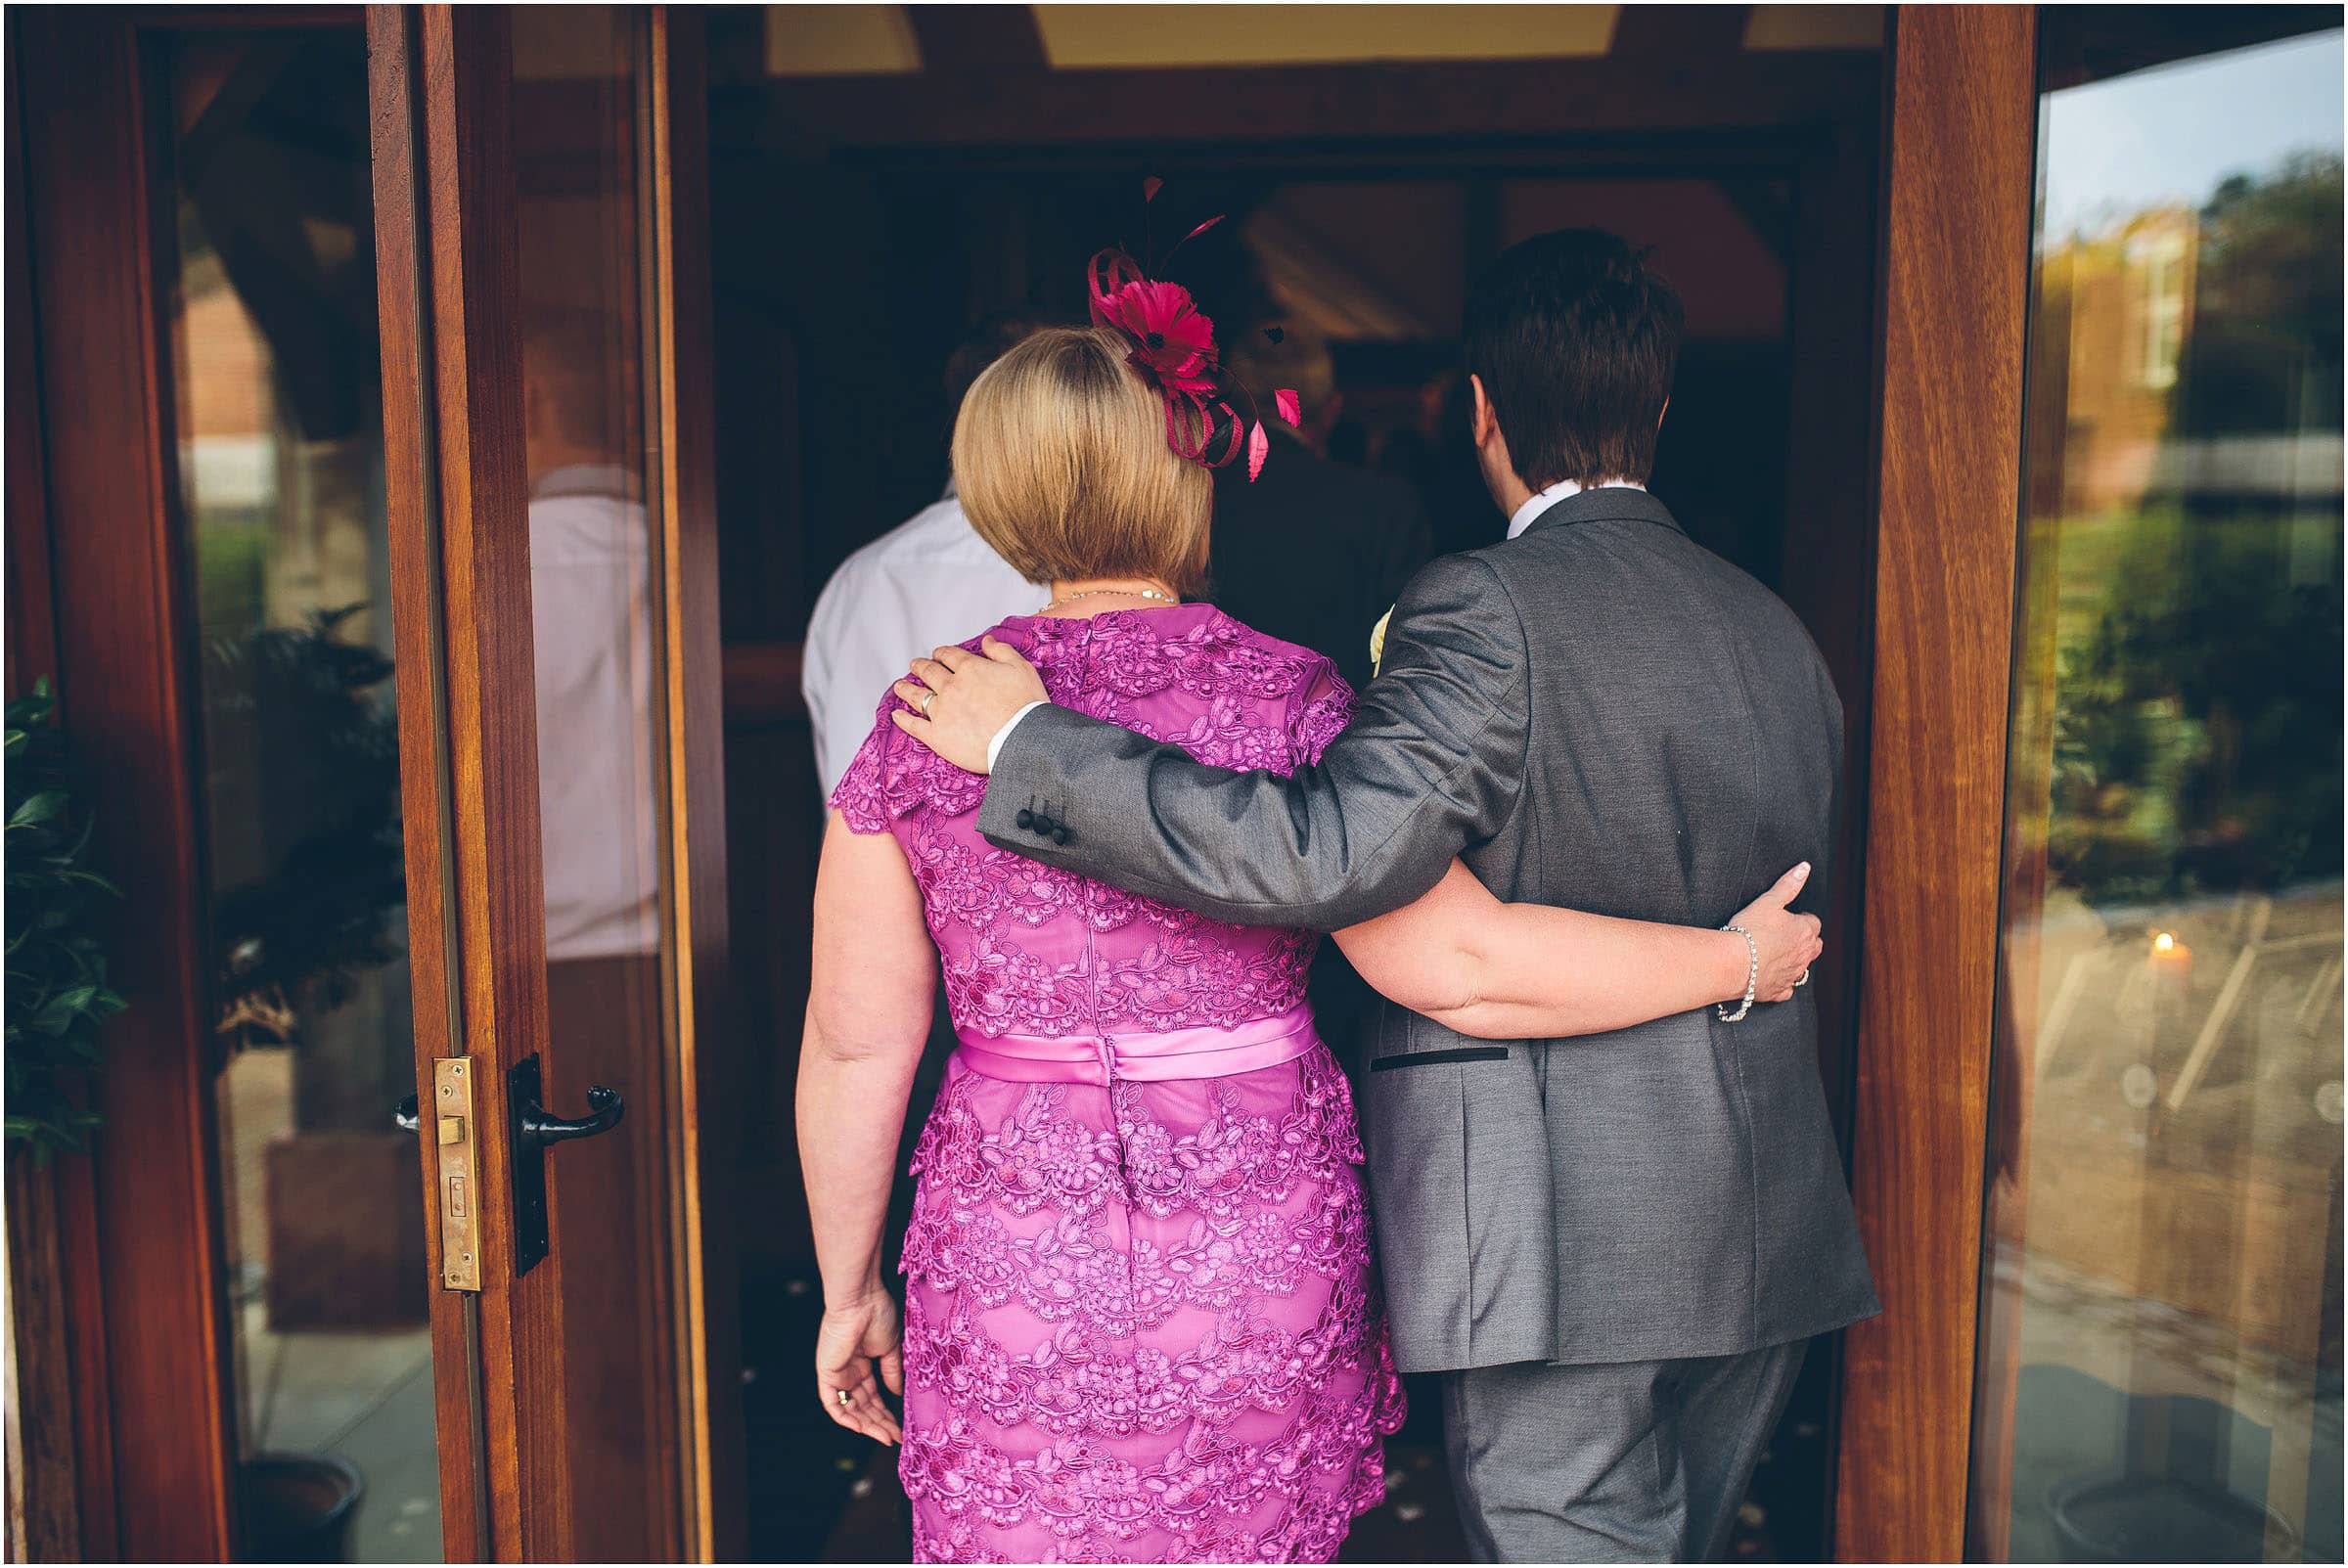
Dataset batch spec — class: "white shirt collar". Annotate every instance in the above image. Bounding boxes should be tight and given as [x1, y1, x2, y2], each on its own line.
[1506, 477, 1647, 540]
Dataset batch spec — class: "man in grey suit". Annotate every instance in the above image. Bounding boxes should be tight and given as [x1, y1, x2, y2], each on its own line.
[894, 230, 1878, 1562]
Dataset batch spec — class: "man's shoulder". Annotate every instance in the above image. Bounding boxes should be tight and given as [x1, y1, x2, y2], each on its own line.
[814, 497, 1032, 615]
[1501, 506, 1831, 675]
[842, 496, 1002, 570]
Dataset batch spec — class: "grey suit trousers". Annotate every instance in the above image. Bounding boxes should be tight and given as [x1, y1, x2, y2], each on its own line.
[1442, 1339, 1807, 1563]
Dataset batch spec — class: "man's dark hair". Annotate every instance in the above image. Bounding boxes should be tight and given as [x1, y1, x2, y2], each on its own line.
[1461, 229, 1684, 489]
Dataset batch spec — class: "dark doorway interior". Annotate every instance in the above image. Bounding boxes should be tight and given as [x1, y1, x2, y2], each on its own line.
[705, 20, 1881, 1561]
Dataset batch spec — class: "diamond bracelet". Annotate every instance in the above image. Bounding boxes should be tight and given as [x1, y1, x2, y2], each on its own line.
[1718, 924, 1758, 1023]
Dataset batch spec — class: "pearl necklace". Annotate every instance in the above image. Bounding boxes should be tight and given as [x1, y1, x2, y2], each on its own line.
[1037, 585, 1180, 614]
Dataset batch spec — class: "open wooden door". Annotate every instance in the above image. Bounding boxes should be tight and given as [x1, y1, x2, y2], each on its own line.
[366, 6, 737, 1559]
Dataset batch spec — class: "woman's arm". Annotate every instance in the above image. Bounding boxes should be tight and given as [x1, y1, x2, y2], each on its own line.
[1333, 861, 1823, 1040]
[795, 811, 936, 1446]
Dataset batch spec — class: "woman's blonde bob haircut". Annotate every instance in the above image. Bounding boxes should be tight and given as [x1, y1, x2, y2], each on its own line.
[952, 327, 1213, 597]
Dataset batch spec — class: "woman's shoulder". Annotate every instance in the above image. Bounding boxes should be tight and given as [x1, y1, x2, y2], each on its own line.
[1146, 605, 1342, 690]
[826, 655, 987, 832]
[1138, 607, 1354, 769]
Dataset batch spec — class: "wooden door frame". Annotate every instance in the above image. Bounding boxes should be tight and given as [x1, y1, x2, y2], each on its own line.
[369, 6, 741, 1558]
[9, 8, 245, 1559]
[649, 13, 748, 1557]
[2, 8, 733, 1560]
[1831, 7, 2038, 1562]
[721, 33, 1888, 1562]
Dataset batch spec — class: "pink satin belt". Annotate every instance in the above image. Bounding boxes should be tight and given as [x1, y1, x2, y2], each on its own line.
[955, 1005, 1319, 1086]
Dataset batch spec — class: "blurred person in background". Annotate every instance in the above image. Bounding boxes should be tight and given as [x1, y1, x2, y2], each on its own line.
[802, 311, 1049, 795]
[1380, 366, 1505, 560]
[1208, 325, 1432, 694]
[1206, 327, 1435, 1073]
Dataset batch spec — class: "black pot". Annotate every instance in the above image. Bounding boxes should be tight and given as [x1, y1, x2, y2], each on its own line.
[240, 1452, 365, 1563]
[2048, 1472, 2297, 1564]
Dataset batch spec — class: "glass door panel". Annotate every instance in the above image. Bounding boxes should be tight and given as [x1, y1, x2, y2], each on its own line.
[513, 6, 690, 1559]
[363, 6, 725, 1558]
[1971, 16, 2343, 1563]
[160, 22, 449, 1562]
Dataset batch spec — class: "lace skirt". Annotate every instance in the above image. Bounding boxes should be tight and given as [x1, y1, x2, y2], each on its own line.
[895, 1043, 1407, 1563]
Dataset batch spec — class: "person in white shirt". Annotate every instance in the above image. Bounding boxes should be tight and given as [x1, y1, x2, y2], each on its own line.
[802, 315, 1048, 795]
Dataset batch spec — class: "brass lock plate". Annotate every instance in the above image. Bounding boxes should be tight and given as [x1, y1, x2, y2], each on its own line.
[434, 1057, 481, 1291]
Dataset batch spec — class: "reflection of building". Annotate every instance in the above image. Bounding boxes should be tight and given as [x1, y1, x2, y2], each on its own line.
[2041, 206, 2198, 514]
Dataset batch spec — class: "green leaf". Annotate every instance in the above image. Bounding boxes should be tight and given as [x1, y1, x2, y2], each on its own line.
[9, 790, 67, 829]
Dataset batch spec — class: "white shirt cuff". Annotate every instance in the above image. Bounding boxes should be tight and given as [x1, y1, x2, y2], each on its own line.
[985, 701, 1048, 772]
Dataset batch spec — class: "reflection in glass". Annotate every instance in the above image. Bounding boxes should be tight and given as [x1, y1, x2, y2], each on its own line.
[1972, 22, 2343, 1565]
[512, 7, 688, 1558]
[167, 26, 442, 1563]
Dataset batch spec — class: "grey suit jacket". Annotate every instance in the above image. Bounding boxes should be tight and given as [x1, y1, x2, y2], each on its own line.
[978, 488, 1879, 1372]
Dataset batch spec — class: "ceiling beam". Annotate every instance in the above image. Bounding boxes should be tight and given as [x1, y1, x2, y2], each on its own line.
[725, 50, 1880, 152]
[1610, 4, 1753, 56]
[903, 5, 1046, 72]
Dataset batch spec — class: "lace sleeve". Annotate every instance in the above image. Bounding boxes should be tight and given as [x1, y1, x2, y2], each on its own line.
[826, 681, 989, 832]
[1287, 656, 1356, 770]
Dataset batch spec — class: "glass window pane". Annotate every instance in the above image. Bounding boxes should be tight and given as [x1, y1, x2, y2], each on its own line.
[1972, 20, 2343, 1564]
[168, 25, 445, 1563]
[512, 6, 690, 1555]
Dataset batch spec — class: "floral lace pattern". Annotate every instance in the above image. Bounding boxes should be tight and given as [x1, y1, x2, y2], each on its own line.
[898, 1053, 1404, 1564]
[829, 607, 1400, 1563]
[830, 606, 1355, 1041]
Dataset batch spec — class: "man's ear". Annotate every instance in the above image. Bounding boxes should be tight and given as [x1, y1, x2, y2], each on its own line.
[1469, 374, 1499, 450]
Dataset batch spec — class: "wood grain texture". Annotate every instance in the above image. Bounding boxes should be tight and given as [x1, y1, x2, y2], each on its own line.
[2, 51, 87, 1558]
[653, 10, 747, 1558]
[420, 8, 574, 1560]
[1833, 8, 2036, 1562]
[364, 6, 491, 1557]
[14, 9, 240, 1559]
[5, 33, 57, 703]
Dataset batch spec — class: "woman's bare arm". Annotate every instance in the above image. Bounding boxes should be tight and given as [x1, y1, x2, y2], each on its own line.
[795, 812, 935, 1446]
[1333, 861, 1822, 1040]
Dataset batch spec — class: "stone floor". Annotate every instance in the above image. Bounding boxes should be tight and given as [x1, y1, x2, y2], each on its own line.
[223, 1049, 443, 1562]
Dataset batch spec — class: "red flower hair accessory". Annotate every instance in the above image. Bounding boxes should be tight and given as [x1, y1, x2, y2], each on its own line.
[1086, 186, 1298, 482]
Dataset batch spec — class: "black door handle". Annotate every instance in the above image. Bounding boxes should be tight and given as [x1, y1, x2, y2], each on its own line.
[508, 1055, 621, 1275]
[519, 1084, 624, 1147]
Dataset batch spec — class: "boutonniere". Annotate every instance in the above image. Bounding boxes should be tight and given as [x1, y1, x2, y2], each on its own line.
[1369, 605, 1393, 676]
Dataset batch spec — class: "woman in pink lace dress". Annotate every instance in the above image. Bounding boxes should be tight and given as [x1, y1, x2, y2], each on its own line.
[798, 328, 1821, 1564]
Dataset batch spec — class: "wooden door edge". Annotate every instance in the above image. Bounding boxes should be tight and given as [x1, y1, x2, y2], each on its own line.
[1832, 7, 2038, 1563]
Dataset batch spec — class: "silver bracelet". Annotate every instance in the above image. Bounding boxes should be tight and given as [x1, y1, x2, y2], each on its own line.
[1718, 925, 1758, 1023]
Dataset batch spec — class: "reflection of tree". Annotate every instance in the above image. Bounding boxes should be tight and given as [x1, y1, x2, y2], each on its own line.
[2176, 154, 2344, 436]
[2052, 524, 2341, 905]
[206, 605, 405, 1047]
[2050, 154, 2345, 909]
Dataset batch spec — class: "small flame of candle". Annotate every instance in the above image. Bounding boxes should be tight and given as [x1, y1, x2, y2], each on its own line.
[2152, 931, 2177, 953]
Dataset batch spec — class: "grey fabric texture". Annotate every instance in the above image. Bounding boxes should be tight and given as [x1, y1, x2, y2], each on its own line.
[1442, 1341, 1807, 1563]
[978, 487, 1878, 1372]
